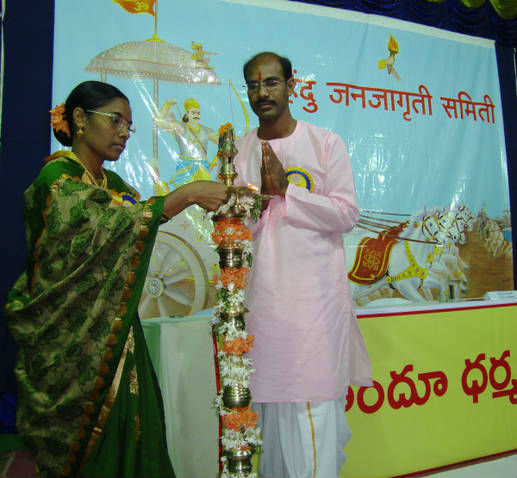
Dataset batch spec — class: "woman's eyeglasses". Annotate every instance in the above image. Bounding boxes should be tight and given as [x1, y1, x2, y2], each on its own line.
[86, 110, 136, 134]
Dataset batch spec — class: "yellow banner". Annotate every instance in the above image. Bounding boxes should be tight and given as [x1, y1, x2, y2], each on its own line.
[341, 303, 517, 477]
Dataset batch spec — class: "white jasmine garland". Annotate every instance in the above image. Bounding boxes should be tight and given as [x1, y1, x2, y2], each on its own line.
[218, 323, 249, 340]
[205, 194, 237, 220]
[221, 428, 262, 455]
[218, 353, 253, 369]
[221, 429, 249, 448]
[205, 193, 262, 222]
[218, 356, 254, 386]
[211, 185, 263, 477]
[223, 427, 261, 446]
[214, 392, 224, 410]
[242, 241, 253, 256]
[217, 289, 246, 310]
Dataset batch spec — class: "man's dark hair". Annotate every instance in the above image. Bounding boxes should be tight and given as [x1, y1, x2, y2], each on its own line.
[243, 52, 293, 82]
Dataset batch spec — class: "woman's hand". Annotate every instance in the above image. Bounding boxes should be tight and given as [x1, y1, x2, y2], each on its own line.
[161, 181, 264, 221]
[185, 183, 258, 211]
[183, 180, 229, 211]
[228, 185, 258, 199]
[162, 181, 229, 220]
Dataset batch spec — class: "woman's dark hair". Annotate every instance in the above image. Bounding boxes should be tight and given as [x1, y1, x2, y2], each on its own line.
[243, 52, 293, 82]
[53, 80, 129, 147]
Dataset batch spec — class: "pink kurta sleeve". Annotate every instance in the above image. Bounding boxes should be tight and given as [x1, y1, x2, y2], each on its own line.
[284, 133, 359, 233]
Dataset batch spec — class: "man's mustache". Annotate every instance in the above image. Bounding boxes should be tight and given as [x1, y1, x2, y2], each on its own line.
[255, 100, 275, 106]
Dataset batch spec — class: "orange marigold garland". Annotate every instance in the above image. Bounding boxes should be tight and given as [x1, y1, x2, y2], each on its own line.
[221, 335, 255, 355]
[50, 103, 71, 138]
[210, 122, 263, 478]
[212, 219, 253, 245]
[212, 216, 261, 477]
[222, 407, 259, 431]
[215, 267, 250, 290]
[218, 122, 234, 136]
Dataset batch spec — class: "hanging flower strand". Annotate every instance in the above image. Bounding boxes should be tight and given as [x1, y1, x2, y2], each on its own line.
[211, 123, 263, 478]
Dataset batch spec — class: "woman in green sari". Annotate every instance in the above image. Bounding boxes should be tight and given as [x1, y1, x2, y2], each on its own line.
[4, 81, 233, 478]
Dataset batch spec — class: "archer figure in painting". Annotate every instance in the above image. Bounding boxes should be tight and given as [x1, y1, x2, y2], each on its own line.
[154, 97, 219, 190]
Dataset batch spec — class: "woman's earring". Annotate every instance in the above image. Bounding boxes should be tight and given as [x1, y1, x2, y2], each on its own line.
[77, 127, 84, 136]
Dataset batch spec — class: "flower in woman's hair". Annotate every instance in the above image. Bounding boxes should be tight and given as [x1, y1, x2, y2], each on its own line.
[50, 103, 71, 137]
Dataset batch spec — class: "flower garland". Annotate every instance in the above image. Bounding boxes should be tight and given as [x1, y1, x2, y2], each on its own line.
[212, 219, 253, 245]
[206, 192, 263, 224]
[210, 197, 262, 478]
[217, 267, 250, 290]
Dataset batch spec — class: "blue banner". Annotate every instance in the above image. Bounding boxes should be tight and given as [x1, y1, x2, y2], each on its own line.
[53, 0, 513, 310]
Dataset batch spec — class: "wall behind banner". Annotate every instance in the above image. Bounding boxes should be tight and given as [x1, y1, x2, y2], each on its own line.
[0, 0, 55, 433]
[51, 0, 514, 312]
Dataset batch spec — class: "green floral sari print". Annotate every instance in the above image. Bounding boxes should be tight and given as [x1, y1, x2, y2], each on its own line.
[5, 152, 175, 477]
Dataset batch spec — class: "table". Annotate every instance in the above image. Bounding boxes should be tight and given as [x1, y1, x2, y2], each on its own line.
[142, 299, 517, 478]
[141, 315, 219, 478]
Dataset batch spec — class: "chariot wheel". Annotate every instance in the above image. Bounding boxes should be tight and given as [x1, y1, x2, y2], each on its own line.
[138, 232, 209, 319]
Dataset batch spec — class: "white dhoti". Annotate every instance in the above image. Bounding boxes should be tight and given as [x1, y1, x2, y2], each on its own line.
[252, 394, 351, 478]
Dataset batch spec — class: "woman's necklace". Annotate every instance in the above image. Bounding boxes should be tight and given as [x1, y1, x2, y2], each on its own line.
[67, 151, 108, 188]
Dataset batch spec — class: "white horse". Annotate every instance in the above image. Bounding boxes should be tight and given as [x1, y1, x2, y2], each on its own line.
[345, 209, 449, 304]
[431, 208, 470, 281]
[346, 205, 474, 304]
[411, 206, 470, 300]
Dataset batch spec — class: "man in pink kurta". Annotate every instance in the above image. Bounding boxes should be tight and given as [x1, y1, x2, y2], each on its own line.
[235, 119, 371, 401]
[234, 52, 372, 478]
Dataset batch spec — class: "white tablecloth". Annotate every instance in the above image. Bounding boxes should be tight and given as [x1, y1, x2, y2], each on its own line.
[141, 315, 219, 478]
